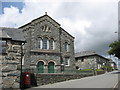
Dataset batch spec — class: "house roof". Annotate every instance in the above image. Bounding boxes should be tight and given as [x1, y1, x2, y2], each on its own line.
[75, 51, 109, 61]
[75, 51, 96, 57]
[0, 27, 25, 42]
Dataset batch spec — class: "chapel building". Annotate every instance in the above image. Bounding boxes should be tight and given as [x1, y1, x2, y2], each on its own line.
[19, 13, 75, 73]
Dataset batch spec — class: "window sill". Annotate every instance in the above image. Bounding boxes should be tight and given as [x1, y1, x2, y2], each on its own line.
[65, 65, 70, 67]
[30, 49, 60, 54]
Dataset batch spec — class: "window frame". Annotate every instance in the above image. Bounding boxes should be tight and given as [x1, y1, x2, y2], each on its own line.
[43, 37, 48, 49]
[64, 42, 69, 52]
[1, 40, 7, 54]
[37, 37, 42, 49]
[50, 39, 54, 50]
[65, 57, 70, 66]
[81, 58, 84, 62]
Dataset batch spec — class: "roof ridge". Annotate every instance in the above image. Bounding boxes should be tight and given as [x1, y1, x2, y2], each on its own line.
[19, 14, 60, 28]
[76, 51, 96, 54]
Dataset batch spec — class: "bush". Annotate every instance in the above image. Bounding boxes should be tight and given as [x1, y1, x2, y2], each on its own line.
[76, 69, 93, 74]
[101, 66, 113, 72]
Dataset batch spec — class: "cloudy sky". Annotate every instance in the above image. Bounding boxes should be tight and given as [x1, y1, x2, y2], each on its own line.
[0, 0, 119, 61]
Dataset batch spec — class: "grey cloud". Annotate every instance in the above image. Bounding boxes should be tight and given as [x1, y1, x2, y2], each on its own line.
[1, 1, 118, 59]
[55, 2, 118, 57]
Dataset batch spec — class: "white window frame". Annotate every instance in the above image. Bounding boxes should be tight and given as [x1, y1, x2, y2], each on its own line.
[50, 39, 55, 50]
[65, 57, 70, 66]
[43, 37, 48, 49]
[38, 38, 42, 49]
[64, 42, 69, 52]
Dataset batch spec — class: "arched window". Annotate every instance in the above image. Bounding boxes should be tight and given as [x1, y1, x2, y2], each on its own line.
[43, 37, 48, 49]
[41, 25, 51, 32]
[50, 39, 54, 50]
[64, 42, 69, 52]
[38, 38, 42, 49]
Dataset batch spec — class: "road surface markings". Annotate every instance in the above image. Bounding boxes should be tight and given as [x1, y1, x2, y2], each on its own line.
[112, 80, 120, 90]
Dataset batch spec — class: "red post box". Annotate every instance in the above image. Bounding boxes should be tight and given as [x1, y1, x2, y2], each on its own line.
[24, 72, 31, 88]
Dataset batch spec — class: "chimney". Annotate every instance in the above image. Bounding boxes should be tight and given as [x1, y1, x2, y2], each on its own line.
[45, 12, 47, 15]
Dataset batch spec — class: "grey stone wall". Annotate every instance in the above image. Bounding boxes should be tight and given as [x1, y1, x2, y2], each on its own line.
[36, 73, 92, 86]
[0, 40, 21, 89]
[75, 56, 96, 69]
[36, 71, 105, 86]
[75, 55, 108, 70]
[61, 29, 75, 71]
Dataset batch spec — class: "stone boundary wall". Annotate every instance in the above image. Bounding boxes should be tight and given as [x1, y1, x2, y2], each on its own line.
[36, 71, 105, 86]
[36, 73, 93, 86]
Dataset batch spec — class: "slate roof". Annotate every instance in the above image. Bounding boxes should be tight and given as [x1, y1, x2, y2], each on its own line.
[75, 51, 109, 61]
[75, 51, 96, 58]
[0, 27, 25, 42]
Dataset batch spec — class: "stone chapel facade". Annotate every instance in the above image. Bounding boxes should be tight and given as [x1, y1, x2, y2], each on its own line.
[19, 13, 75, 73]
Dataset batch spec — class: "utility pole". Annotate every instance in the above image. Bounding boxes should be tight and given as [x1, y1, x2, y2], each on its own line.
[116, 1, 120, 70]
[118, 1, 120, 41]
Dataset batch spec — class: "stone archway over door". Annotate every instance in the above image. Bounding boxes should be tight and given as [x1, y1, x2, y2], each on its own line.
[48, 62, 54, 73]
[37, 61, 44, 73]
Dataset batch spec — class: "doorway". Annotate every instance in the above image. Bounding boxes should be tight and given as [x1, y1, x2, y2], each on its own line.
[48, 62, 54, 73]
[37, 61, 44, 73]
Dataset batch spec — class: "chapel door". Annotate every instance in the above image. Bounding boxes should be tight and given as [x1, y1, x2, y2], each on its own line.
[48, 62, 54, 73]
[37, 61, 44, 73]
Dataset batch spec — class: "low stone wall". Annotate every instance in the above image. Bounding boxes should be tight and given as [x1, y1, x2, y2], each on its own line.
[36, 73, 93, 86]
[96, 71, 105, 75]
[36, 71, 105, 86]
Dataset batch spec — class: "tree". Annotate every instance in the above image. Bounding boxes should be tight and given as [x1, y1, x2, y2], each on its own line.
[108, 41, 120, 59]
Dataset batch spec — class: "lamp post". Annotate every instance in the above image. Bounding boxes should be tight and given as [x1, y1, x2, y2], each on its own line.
[114, 31, 119, 70]
[20, 42, 25, 89]
[61, 63, 64, 73]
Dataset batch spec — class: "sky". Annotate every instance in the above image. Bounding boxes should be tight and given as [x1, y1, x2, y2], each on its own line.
[0, 0, 119, 66]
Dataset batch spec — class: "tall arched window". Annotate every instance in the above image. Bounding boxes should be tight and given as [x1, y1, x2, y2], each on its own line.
[64, 42, 68, 51]
[50, 39, 54, 50]
[38, 38, 42, 49]
[64, 42, 69, 52]
[43, 37, 48, 49]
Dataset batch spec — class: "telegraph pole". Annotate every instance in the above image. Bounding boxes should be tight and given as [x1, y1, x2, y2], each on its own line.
[118, 1, 120, 70]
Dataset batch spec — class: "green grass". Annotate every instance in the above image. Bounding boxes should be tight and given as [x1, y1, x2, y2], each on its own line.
[76, 69, 93, 73]
[96, 69, 103, 71]
[79, 69, 93, 71]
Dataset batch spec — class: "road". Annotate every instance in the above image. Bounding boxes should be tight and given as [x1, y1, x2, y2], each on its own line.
[31, 71, 119, 89]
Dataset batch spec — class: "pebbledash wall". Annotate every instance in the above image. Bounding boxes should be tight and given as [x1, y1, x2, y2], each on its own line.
[0, 28, 25, 89]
